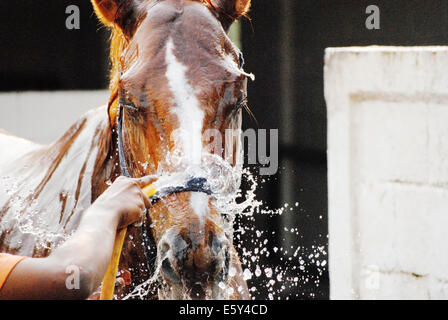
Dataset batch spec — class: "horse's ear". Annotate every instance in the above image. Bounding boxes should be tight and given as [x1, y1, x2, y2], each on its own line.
[91, 0, 142, 36]
[206, 0, 251, 29]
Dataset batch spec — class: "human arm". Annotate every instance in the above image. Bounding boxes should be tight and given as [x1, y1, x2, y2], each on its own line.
[0, 175, 154, 300]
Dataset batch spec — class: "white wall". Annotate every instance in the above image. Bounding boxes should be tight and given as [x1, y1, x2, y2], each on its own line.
[0, 91, 109, 145]
[325, 46, 448, 299]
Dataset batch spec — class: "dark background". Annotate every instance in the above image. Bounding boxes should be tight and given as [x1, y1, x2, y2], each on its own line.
[2, 0, 448, 299]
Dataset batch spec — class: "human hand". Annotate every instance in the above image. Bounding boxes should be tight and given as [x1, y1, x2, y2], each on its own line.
[90, 175, 157, 229]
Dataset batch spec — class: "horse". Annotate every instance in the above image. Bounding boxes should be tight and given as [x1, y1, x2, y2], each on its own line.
[0, 0, 253, 300]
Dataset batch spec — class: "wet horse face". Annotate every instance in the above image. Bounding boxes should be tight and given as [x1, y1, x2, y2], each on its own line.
[92, 0, 251, 298]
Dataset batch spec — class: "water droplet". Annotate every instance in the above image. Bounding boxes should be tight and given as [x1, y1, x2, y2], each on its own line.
[264, 268, 273, 278]
[243, 269, 252, 281]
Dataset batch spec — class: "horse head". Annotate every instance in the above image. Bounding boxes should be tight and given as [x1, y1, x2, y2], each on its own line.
[92, 0, 252, 299]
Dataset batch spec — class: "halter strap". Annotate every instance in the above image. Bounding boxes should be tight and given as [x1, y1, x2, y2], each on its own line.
[117, 103, 131, 178]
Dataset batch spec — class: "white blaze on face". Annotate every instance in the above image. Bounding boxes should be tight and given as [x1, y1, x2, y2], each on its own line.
[165, 39, 204, 165]
[165, 39, 209, 225]
[190, 192, 209, 227]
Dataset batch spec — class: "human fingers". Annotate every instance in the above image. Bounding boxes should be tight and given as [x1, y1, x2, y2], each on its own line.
[133, 175, 158, 188]
[139, 188, 152, 209]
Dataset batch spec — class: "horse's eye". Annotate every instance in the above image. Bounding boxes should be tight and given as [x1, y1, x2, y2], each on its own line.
[123, 102, 138, 111]
[120, 92, 138, 111]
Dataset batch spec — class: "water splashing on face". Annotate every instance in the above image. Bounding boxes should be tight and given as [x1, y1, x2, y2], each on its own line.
[119, 152, 327, 300]
[1, 151, 327, 300]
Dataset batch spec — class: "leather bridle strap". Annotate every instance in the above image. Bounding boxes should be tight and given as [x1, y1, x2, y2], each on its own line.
[117, 102, 131, 178]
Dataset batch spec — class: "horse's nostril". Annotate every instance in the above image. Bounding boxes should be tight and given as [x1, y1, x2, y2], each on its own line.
[208, 235, 231, 282]
[159, 241, 171, 259]
[158, 239, 182, 285]
[161, 242, 170, 254]
[161, 258, 181, 285]
[211, 236, 229, 256]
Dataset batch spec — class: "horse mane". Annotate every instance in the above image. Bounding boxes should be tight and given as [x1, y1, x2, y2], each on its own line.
[91, 0, 139, 121]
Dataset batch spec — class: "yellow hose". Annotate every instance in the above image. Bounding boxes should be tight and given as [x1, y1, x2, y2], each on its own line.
[100, 184, 157, 300]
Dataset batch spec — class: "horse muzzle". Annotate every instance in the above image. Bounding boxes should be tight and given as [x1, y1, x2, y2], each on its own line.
[157, 227, 231, 298]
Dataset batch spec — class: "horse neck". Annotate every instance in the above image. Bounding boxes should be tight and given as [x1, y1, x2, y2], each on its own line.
[0, 105, 118, 256]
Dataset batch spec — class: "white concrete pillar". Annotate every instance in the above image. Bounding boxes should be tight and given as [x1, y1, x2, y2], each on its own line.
[325, 47, 448, 299]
